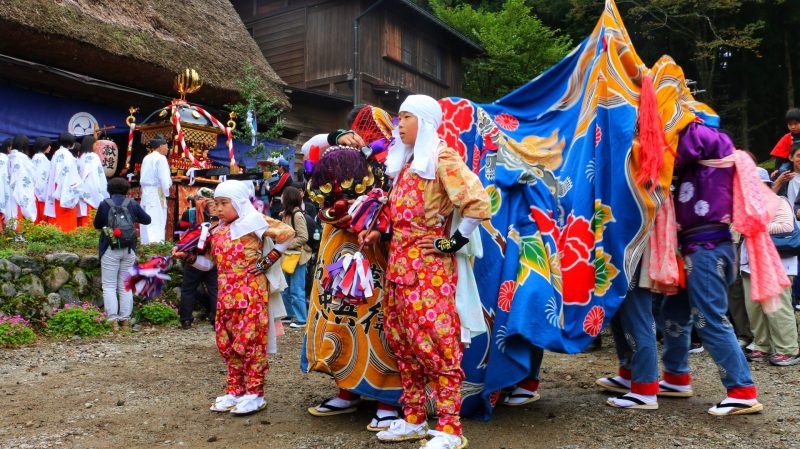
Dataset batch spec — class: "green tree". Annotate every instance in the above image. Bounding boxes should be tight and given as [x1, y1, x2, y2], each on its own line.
[430, 0, 573, 102]
[225, 64, 286, 168]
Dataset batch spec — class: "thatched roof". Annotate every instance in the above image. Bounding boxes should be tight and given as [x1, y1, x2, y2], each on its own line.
[0, 0, 287, 107]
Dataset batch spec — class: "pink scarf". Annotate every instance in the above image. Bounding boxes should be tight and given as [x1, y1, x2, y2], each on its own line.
[647, 192, 680, 295]
[726, 151, 788, 313]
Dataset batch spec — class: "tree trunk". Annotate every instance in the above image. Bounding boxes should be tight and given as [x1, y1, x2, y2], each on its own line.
[786, 30, 795, 108]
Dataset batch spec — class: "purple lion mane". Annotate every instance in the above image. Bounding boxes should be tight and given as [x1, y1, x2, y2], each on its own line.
[310, 147, 369, 189]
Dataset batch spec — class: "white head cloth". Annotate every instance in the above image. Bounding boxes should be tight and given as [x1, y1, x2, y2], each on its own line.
[385, 94, 443, 180]
[214, 180, 267, 240]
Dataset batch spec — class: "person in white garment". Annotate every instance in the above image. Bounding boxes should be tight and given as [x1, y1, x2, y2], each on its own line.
[31, 137, 52, 223]
[138, 135, 172, 244]
[76, 135, 108, 226]
[44, 133, 82, 232]
[6, 135, 37, 228]
[0, 139, 12, 231]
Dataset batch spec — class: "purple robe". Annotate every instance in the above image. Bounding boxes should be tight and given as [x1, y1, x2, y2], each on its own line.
[674, 123, 734, 244]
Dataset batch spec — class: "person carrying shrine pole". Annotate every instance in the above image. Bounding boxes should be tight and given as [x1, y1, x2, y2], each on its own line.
[139, 134, 172, 244]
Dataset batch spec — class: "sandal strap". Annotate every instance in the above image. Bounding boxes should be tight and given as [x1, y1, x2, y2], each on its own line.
[714, 401, 755, 409]
[605, 377, 629, 389]
[658, 384, 683, 392]
[318, 399, 355, 412]
[372, 414, 398, 423]
[506, 392, 535, 400]
[617, 394, 647, 405]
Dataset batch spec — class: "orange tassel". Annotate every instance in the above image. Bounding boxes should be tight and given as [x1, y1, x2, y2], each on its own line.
[636, 75, 668, 191]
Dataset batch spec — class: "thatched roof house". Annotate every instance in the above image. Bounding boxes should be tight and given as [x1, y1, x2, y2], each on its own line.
[0, 0, 287, 107]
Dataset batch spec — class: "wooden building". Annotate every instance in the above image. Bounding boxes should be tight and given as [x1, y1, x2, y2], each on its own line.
[231, 0, 482, 147]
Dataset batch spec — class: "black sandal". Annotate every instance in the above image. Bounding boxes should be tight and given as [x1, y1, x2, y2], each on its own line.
[366, 413, 398, 431]
[306, 398, 360, 417]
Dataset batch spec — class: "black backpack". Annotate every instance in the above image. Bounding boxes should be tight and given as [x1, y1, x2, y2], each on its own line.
[105, 199, 138, 250]
[292, 209, 320, 252]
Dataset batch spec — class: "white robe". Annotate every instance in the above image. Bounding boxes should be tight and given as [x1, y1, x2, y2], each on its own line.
[0, 153, 10, 222]
[44, 147, 82, 218]
[138, 151, 172, 244]
[7, 150, 37, 222]
[77, 152, 109, 216]
[32, 153, 50, 202]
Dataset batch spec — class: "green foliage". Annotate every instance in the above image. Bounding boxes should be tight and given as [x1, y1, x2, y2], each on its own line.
[2, 221, 99, 256]
[0, 315, 36, 347]
[0, 293, 47, 326]
[45, 303, 111, 338]
[225, 64, 287, 162]
[137, 241, 176, 260]
[430, 0, 573, 101]
[135, 301, 179, 325]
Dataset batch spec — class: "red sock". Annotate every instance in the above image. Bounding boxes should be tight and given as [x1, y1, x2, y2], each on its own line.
[662, 371, 691, 386]
[727, 386, 757, 400]
[631, 381, 659, 395]
[338, 389, 360, 401]
[518, 378, 540, 392]
[618, 367, 632, 380]
[376, 401, 397, 411]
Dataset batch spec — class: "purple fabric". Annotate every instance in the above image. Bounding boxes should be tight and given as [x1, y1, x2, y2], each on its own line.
[673, 123, 734, 236]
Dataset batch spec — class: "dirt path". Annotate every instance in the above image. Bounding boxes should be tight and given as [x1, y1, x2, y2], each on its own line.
[1, 324, 799, 449]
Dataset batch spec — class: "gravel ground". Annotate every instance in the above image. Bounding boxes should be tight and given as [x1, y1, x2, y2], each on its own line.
[1, 323, 799, 449]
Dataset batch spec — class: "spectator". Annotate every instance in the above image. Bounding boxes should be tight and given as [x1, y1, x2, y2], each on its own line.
[281, 186, 311, 328]
[742, 168, 800, 366]
[177, 187, 219, 329]
[94, 177, 151, 332]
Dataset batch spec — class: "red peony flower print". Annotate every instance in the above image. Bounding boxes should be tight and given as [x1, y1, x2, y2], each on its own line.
[438, 98, 475, 158]
[583, 306, 605, 337]
[497, 280, 516, 312]
[495, 113, 519, 131]
[558, 214, 595, 306]
[529, 206, 559, 239]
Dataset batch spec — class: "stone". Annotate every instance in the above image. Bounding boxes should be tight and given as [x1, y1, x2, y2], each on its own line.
[16, 274, 45, 297]
[42, 267, 71, 293]
[72, 269, 90, 295]
[0, 283, 16, 299]
[58, 286, 79, 305]
[45, 253, 80, 268]
[0, 259, 21, 281]
[45, 293, 63, 316]
[8, 255, 42, 274]
[78, 255, 100, 270]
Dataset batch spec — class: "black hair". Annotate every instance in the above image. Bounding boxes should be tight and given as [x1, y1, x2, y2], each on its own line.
[33, 137, 52, 154]
[80, 135, 95, 155]
[58, 132, 75, 148]
[13, 134, 30, 156]
[107, 177, 131, 195]
[786, 108, 800, 123]
[345, 104, 368, 129]
[1, 138, 11, 154]
[791, 142, 800, 158]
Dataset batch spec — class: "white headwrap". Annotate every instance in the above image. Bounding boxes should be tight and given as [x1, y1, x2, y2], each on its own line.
[214, 180, 268, 240]
[385, 95, 443, 180]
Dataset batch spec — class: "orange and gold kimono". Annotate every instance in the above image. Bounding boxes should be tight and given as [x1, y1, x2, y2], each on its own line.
[384, 145, 490, 435]
[209, 215, 294, 397]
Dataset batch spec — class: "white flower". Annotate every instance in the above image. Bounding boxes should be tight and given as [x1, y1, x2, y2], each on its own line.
[694, 200, 710, 216]
[678, 182, 694, 203]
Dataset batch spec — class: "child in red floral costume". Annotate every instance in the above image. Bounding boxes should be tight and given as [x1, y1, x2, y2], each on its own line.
[363, 95, 490, 449]
[175, 180, 294, 415]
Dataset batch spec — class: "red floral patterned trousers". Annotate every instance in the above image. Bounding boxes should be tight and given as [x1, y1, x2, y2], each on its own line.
[384, 279, 464, 435]
[215, 302, 269, 397]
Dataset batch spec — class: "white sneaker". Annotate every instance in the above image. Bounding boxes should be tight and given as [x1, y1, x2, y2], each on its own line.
[230, 394, 267, 415]
[375, 419, 428, 442]
[423, 431, 468, 449]
[210, 394, 241, 412]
